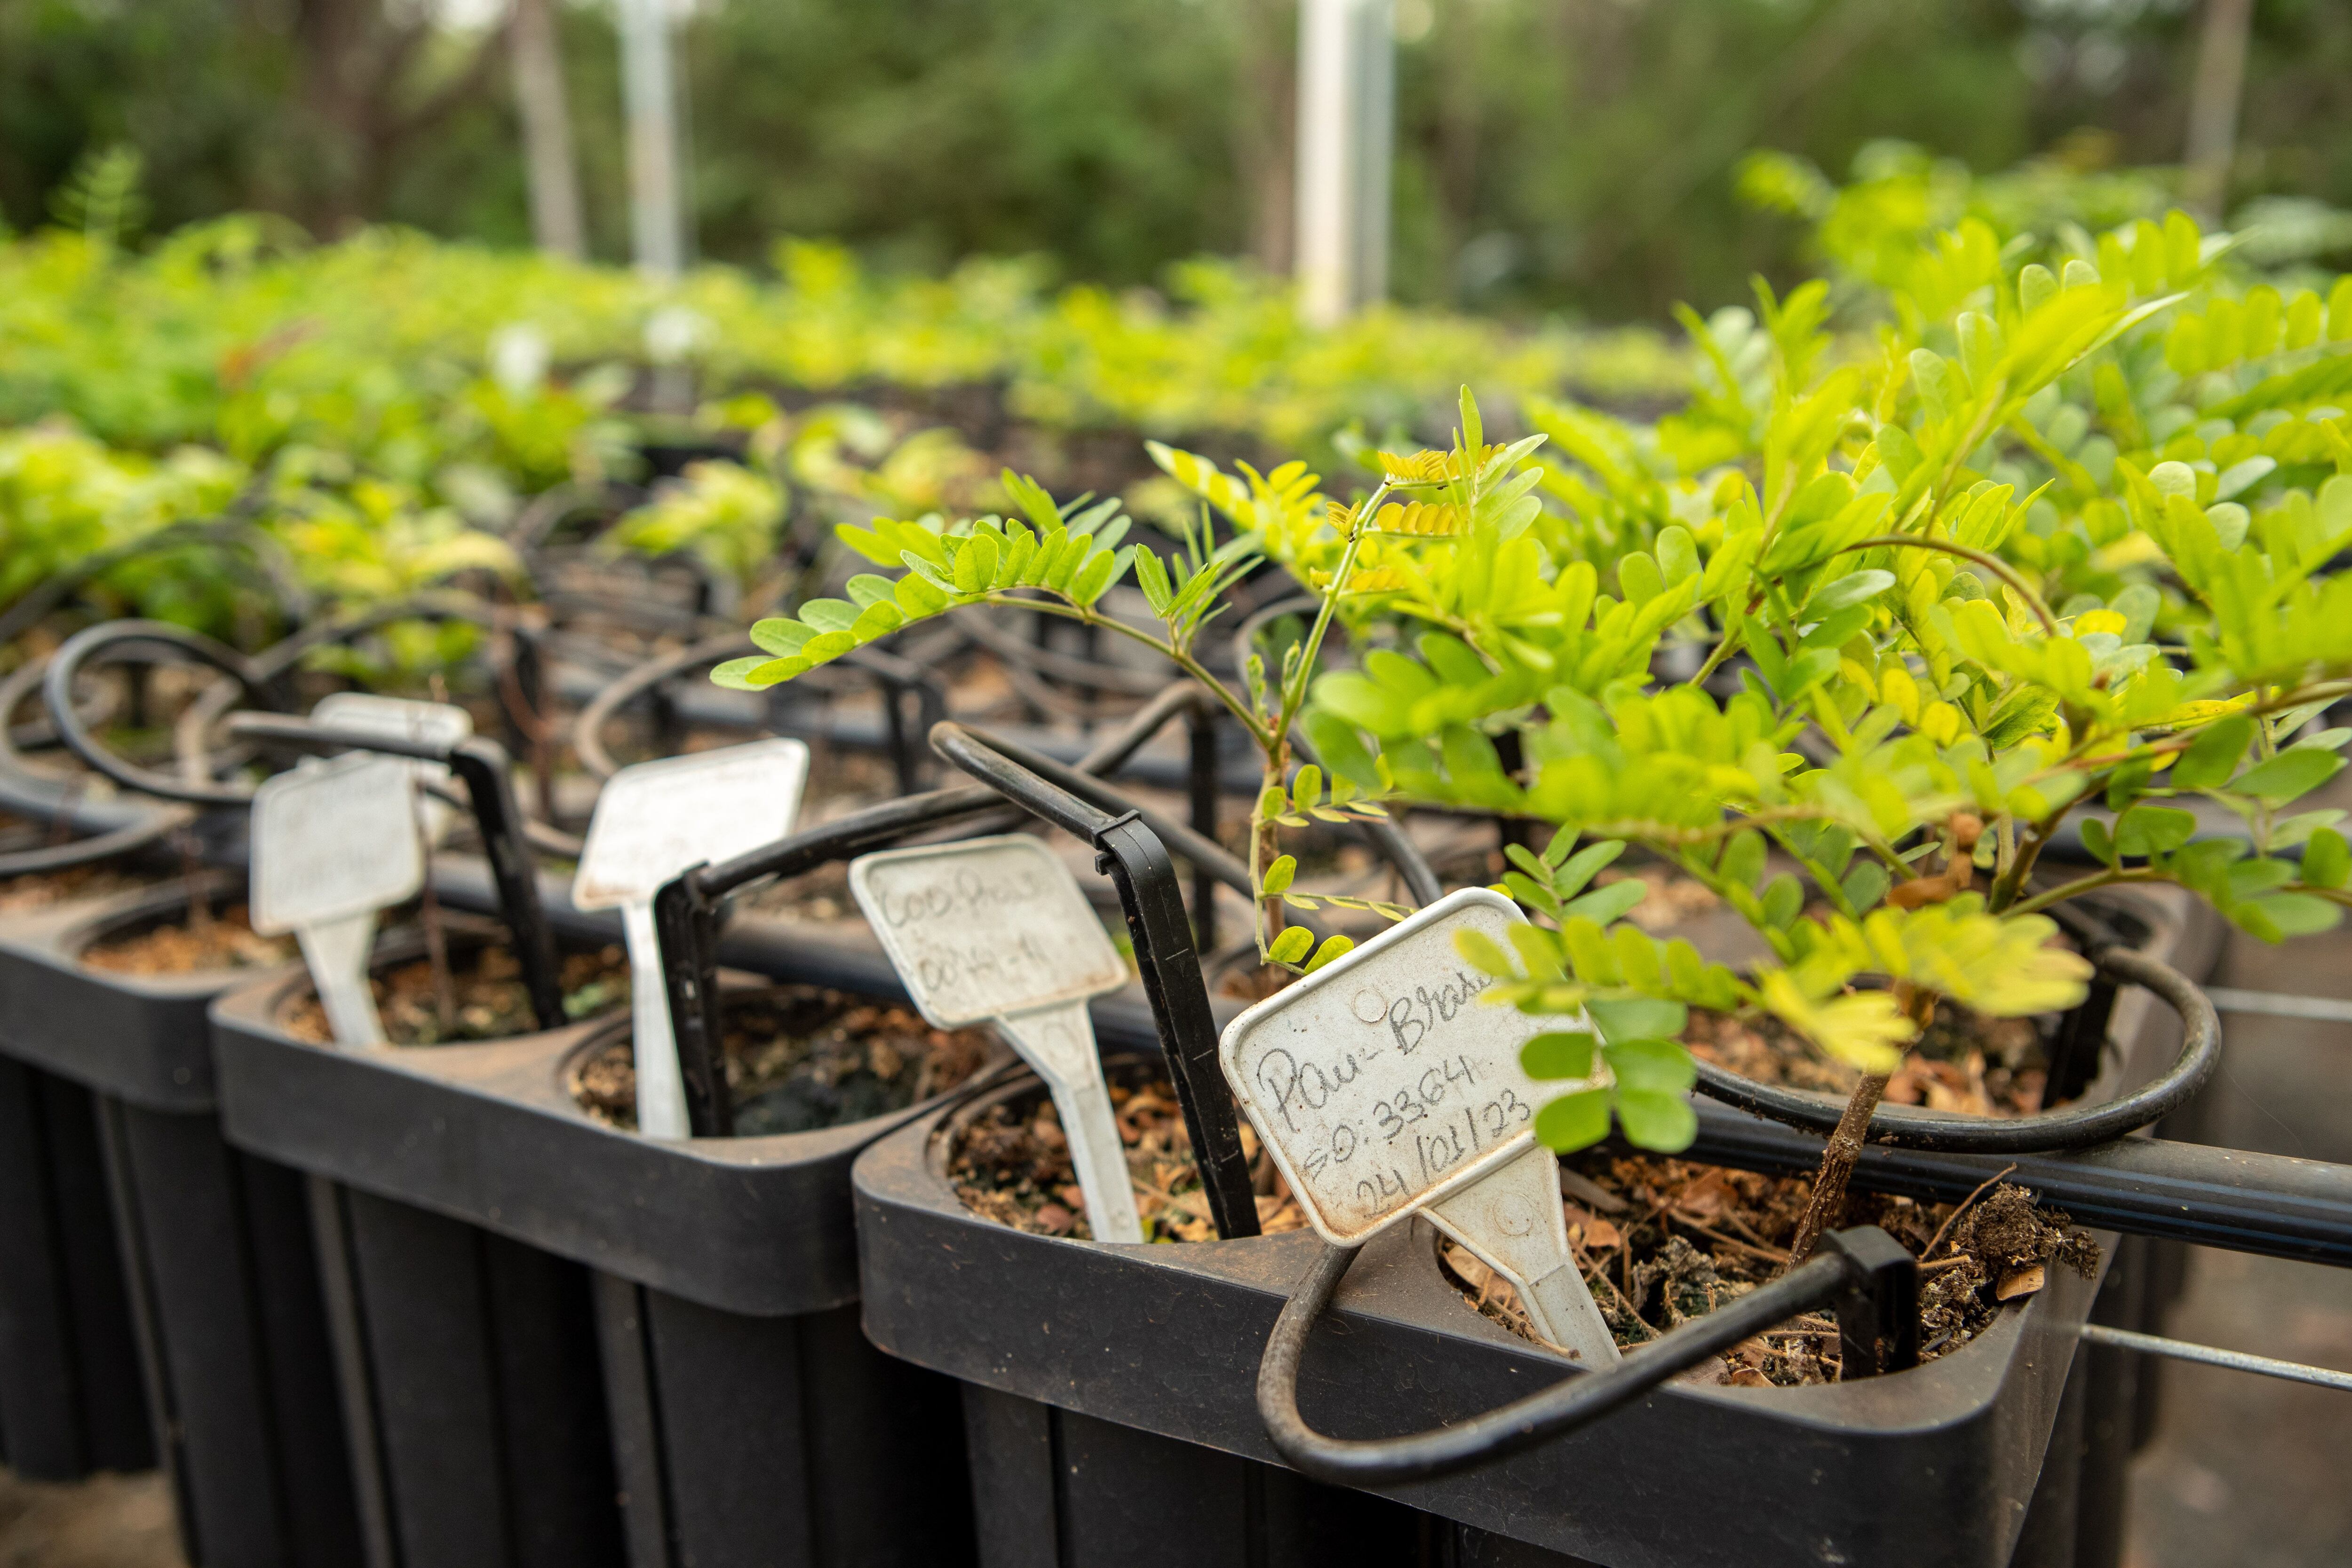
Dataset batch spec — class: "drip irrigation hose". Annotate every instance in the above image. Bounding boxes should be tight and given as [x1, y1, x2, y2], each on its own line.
[1257, 1226, 1919, 1487]
[0, 516, 312, 651]
[1691, 945, 2219, 1154]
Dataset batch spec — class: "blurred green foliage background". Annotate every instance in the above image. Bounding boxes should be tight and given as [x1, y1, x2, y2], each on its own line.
[2, 0, 2350, 321]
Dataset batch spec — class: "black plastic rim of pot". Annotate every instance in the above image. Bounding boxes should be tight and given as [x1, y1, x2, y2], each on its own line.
[1250, 940, 2228, 1485]
[0, 868, 283, 1111]
[210, 920, 1125, 1318]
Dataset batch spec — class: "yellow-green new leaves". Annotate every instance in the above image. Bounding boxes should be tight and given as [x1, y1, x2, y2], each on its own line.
[604, 461, 783, 588]
[712, 487, 1135, 690]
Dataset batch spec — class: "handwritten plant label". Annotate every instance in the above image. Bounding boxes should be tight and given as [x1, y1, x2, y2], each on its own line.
[251, 751, 429, 1046]
[251, 752, 428, 935]
[574, 738, 811, 1138]
[848, 836, 1128, 1026]
[850, 835, 1143, 1243]
[1220, 887, 1600, 1247]
[310, 692, 472, 842]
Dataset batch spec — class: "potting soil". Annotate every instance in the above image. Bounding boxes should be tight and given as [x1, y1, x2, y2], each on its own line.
[278, 942, 629, 1045]
[1685, 1003, 2053, 1118]
[80, 898, 292, 974]
[1441, 1153, 2098, 1385]
[952, 1078, 1310, 1242]
[0, 865, 150, 916]
[570, 986, 996, 1135]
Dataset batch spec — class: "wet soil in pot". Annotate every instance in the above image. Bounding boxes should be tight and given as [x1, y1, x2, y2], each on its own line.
[952, 1077, 1309, 1242]
[570, 987, 998, 1136]
[277, 943, 632, 1046]
[1685, 1003, 2054, 1118]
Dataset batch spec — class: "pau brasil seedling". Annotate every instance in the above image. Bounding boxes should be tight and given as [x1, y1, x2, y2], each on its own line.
[717, 201, 2352, 1266]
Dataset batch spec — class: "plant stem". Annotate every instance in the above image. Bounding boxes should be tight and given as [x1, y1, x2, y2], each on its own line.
[1781, 1070, 1891, 1271]
[2003, 866, 2167, 916]
[1275, 481, 1388, 737]
[1837, 534, 2058, 635]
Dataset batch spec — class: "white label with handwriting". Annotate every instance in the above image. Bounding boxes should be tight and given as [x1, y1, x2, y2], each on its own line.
[850, 835, 1143, 1243]
[848, 836, 1128, 1028]
[1220, 887, 1599, 1247]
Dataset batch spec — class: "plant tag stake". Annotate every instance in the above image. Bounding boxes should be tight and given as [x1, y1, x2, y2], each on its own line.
[1220, 888, 1620, 1363]
[849, 835, 1143, 1244]
[251, 752, 427, 1047]
[310, 692, 473, 843]
[573, 739, 810, 1139]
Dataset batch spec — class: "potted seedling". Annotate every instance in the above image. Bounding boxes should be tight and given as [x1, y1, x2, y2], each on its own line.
[807, 201, 2339, 1562]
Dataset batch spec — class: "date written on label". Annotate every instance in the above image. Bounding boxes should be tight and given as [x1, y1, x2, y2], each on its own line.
[1220, 888, 1603, 1245]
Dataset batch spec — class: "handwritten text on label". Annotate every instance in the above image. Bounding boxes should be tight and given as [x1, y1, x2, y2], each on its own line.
[1219, 888, 1596, 1246]
[848, 836, 1128, 1028]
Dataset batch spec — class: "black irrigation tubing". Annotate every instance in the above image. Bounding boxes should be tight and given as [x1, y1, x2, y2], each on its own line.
[1257, 1226, 1921, 1486]
[1690, 946, 2220, 1155]
[40, 596, 506, 808]
[0, 515, 313, 650]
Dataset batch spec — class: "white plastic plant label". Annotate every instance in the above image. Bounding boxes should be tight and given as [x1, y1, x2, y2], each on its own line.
[850, 836, 1143, 1243]
[251, 751, 428, 1047]
[1220, 887, 1619, 1361]
[572, 738, 810, 1139]
[310, 692, 472, 843]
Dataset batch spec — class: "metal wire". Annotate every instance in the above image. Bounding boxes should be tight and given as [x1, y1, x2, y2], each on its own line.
[2079, 1324, 2352, 1393]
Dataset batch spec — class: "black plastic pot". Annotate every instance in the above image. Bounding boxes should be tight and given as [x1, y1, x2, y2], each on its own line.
[853, 722, 2219, 1568]
[0, 1050, 152, 1482]
[211, 915, 1175, 1568]
[0, 871, 364, 1566]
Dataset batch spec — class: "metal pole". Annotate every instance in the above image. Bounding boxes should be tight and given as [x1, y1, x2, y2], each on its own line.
[2080, 1324, 2352, 1394]
[1294, 0, 1393, 326]
[510, 0, 585, 258]
[617, 0, 686, 278]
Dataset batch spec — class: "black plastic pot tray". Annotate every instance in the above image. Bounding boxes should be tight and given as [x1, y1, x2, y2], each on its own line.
[0, 874, 359, 1563]
[854, 889, 2217, 1568]
[210, 926, 1177, 1568]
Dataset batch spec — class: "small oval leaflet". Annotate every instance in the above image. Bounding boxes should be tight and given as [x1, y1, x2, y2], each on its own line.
[250, 752, 427, 936]
[848, 836, 1128, 1028]
[1220, 887, 1601, 1247]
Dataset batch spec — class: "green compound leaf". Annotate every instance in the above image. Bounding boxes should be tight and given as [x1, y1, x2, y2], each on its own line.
[1534, 1087, 1613, 1154]
[1268, 926, 1314, 966]
[1521, 1031, 1597, 1080]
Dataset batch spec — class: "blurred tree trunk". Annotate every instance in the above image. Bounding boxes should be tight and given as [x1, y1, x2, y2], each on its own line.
[1238, 0, 1297, 273]
[281, 0, 507, 235]
[2184, 0, 2254, 224]
[510, 0, 586, 257]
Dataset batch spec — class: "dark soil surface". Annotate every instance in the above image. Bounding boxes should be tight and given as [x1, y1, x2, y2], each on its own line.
[279, 941, 629, 1045]
[952, 1078, 1309, 1242]
[1685, 1002, 2051, 1117]
[1441, 1152, 2098, 1385]
[81, 901, 291, 974]
[572, 987, 998, 1135]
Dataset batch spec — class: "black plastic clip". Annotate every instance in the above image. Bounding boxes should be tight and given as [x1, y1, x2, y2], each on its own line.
[1821, 1226, 1922, 1377]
